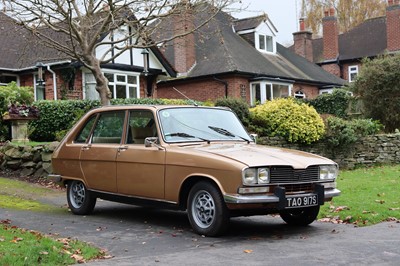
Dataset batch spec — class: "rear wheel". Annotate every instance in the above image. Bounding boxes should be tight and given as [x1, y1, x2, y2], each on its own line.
[280, 206, 320, 226]
[67, 180, 96, 215]
[187, 181, 229, 236]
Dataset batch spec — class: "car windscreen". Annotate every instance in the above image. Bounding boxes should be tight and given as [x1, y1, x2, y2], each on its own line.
[158, 107, 251, 143]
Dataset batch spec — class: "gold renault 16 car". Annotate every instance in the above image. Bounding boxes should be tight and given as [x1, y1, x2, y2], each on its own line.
[50, 105, 340, 236]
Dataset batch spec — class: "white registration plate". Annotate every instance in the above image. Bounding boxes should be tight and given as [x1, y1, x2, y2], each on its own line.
[286, 194, 318, 208]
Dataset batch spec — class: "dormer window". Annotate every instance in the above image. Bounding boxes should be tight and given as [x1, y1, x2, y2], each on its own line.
[259, 34, 274, 52]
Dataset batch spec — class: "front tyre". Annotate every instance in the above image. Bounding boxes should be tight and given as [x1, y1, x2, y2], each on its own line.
[280, 206, 320, 226]
[187, 181, 229, 237]
[67, 180, 96, 215]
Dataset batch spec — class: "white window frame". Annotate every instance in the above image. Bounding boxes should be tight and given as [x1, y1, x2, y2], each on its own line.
[83, 70, 140, 100]
[319, 88, 334, 95]
[256, 33, 275, 53]
[33, 74, 45, 101]
[348, 65, 359, 82]
[250, 81, 292, 106]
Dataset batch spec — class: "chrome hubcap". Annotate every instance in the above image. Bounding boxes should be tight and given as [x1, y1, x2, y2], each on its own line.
[192, 190, 215, 228]
[69, 182, 85, 208]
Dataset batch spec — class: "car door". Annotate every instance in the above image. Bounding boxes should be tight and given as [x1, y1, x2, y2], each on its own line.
[116, 109, 166, 199]
[79, 110, 126, 192]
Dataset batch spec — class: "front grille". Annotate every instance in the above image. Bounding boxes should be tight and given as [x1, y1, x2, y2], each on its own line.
[270, 165, 319, 184]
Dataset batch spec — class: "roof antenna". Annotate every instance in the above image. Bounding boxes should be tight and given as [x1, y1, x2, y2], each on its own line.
[172, 87, 198, 106]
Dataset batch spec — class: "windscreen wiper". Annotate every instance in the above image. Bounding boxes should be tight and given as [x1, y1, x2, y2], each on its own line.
[208, 126, 251, 143]
[165, 132, 210, 143]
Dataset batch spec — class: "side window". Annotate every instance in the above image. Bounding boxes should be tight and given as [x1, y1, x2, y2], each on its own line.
[75, 115, 97, 143]
[91, 111, 125, 144]
[348, 65, 359, 82]
[128, 110, 156, 144]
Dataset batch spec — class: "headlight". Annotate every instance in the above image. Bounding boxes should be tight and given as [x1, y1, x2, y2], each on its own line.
[242, 167, 270, 185]
[242, 168, 257, 185]
[258, 168, 270, 184]
[319, 165, 338, 180]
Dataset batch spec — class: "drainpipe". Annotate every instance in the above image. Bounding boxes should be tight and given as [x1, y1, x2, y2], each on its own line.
[47, 65, 57, 100]
[213, 77, 228, 98]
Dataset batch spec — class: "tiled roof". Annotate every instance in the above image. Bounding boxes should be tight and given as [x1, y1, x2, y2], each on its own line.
[312, 16, 387, 63]
[156, 8, 345, 86]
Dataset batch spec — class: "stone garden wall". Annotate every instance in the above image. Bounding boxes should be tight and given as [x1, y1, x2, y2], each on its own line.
[259, 134, 400, 169]
[0, 134, 399, 179]
[0, 142, 59, 178]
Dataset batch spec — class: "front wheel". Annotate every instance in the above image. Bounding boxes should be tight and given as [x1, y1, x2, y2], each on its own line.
[280, 206, 320, 226]
[187, 181, 229, 237]
[67, 180, 96, 215]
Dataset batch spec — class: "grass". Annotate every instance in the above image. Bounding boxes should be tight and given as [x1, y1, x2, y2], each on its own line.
[0, 224, 105, 265]
[0, 178, 61, 211]
[0, 177, 107, 264]
[319, 164, 400, 226]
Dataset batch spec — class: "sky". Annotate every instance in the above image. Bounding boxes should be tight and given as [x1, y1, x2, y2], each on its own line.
[230, 0, 301, 46]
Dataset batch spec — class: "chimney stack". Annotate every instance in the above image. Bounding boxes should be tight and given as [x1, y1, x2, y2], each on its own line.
[173, 2, 196, 75]
[293, 18, 314, 62]
[387, 0, 400, 52]
[322, 7, 339, 61]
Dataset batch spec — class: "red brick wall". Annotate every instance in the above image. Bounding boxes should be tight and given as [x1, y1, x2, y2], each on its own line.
[292, 84, 320, 99]
[386, 3, 400, 52]
[173, 8, 196, 74]
[156, 76, 250, 103]
[322, 12, 339, 61]
[293, 31, 314, 62]
[321, 63, 341, 78]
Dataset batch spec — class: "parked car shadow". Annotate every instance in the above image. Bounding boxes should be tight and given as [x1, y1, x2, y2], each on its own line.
[89, 200, 323, 239]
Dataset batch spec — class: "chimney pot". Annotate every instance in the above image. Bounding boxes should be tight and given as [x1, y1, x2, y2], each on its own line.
[388, 0, 394, 6]
[299, 18, 305, 31]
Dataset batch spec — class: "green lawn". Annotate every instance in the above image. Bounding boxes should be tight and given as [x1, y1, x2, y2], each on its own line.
[0, 177, 107, 265]
[319, 164, 400, 225]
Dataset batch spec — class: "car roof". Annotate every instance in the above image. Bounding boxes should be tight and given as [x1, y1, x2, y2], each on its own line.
[89, 104, 231, 112]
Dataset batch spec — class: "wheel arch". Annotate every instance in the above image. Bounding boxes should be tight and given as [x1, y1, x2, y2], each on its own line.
[178, 175, 224, 210]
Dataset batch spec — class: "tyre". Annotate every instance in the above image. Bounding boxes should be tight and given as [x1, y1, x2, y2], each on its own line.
[280, 206, 320, 226]
[187, 181, 229, 236]
[67, 180, 96, 215]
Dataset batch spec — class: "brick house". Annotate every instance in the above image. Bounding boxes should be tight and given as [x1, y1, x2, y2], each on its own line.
[292, 0, 400, 86]
[155, 8, 345, 104]
[0, 5, 345, 105]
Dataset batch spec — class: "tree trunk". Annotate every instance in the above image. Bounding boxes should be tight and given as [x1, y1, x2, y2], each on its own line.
[86, 56, 112, 106]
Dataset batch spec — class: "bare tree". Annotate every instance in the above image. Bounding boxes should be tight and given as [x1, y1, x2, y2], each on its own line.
[3, 0, 237, 105]
[301, 0, 386, 35]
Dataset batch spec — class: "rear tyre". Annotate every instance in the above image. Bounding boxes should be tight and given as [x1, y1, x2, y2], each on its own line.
[67, 180, 96, 215]
[187, 181, 229, 236]
[280, 206, 320, 226]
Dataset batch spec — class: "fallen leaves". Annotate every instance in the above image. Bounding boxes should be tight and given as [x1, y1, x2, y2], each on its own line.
[243, 249, 253, 254]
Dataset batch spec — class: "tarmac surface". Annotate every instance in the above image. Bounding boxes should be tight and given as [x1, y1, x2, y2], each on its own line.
[1, 191, 400, 266]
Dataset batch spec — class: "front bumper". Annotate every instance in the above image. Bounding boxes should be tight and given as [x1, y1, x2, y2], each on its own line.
[224, 186, 341, 205]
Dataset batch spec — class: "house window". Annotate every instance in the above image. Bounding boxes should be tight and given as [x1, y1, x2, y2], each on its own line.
[0, 75, 17, 86]
[258, 34, 274, 53]
[105, 72, 139, 99]
[250, 81, 291, 105]
[348, 65, 358, 82]
[84, 71, 140, 100]
[294, 91, 306, 99]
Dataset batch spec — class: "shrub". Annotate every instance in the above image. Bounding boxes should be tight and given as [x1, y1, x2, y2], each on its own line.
[307, 89, 352, 118]
[215, 97, 250, 126]
[351, 54, 400, 132]
[29, 100, 100, 141]
[250, 98, 325, 144]
[324, 117, 383, 148]
[30, 98, 203, 142]
[0, 82, 35, 141]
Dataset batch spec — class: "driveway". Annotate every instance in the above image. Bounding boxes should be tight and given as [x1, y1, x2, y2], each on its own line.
[1, 193, 399, 266]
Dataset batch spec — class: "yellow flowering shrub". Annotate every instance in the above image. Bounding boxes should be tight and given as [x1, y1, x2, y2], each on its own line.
[250, 98, 325, 144]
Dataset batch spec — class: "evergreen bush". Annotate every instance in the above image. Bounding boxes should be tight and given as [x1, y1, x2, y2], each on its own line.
[215, 97, 250, 126]
[250, 98, 325, 144]
[307, 89, 352, 118]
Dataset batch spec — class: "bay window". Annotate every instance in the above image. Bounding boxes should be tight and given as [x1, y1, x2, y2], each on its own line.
[251, 81, 292, 105]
